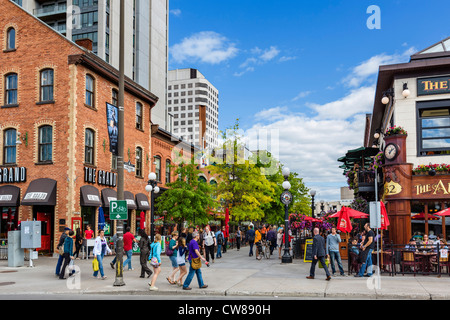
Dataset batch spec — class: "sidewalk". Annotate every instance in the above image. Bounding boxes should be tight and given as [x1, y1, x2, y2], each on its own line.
[1, 248, 449, 299]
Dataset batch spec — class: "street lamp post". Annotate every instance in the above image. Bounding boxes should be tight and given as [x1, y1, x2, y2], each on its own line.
[145, 172, 160, 242]
[281, 167, 293, 264]
[310, 190, 316, 218]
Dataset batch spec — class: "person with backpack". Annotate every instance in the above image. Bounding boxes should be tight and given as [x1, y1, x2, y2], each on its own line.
[216, 228, 224, 259]
[202, 225, 216, 264]
[246, 225, 256, 257]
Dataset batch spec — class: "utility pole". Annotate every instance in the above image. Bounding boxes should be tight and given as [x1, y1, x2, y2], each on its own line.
[113, 0, 125, 287]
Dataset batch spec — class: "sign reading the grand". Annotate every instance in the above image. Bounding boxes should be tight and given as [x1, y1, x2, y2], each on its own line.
[417, 76, 450, 96]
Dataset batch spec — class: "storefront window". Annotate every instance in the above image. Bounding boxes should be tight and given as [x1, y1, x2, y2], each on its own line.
[0, 207, 18, 238]
[417, 104, 450, 156]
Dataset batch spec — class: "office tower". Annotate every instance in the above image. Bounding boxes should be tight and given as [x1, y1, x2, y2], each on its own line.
[12, 0, 168, 129]
[168, 68, 219, 149]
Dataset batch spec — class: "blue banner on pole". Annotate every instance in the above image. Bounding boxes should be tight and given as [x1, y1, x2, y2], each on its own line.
[106, 102, 118, 156]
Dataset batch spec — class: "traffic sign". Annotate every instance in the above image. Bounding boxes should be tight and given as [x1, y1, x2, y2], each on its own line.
[110, 200, 128, 220]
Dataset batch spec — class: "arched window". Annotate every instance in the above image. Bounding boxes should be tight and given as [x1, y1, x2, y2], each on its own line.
[165, 159, 171, 183]
[198, 176, 207, 183]
[5, 73, 18, 105]
[3, 128, 16, 164]
[7, 27, 15, 50]
[154, 156, 161, 182]
[135, 147, 142, 177]
[38, 125, 53, 162]
[85, 128, 95, 165]
[136, 102, 143, 130]
[40, 69, 54, 102]
[85, 74, 95, 107]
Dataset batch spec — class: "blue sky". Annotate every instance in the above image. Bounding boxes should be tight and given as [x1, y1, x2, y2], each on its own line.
[167, 0, 450, 201]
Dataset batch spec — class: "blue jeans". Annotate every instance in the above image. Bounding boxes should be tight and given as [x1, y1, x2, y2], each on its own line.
[93, 253, 105, 277]
[329, 251, 345, 275]
[183, 260, 205, 288]
[55, 254, 64, 276]
[358, 249, 373, 276]
[123, 250, 133, 270]
[216, 244, 222, 258]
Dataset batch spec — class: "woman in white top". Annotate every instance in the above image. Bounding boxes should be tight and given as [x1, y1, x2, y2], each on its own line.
[93, 229, 112, 280]
[203, 225, 216, 264]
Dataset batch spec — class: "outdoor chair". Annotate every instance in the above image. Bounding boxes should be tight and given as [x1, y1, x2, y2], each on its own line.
[349, 252, 361, 275]
[432, 250, 450, 275]
[382, 251, 395, 275]
[400, 250, 418, 276]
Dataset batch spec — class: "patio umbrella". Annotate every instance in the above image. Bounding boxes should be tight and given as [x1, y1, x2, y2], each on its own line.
[337, 206, 352, 233]
[225, 207, 230, 237]
[436, 207, 450, 217]
[411, 212, 440, 220]
[332, 206, 369, 219]
[303, 215, 322, 222]
[98, 207, 106, 231]
[139, 211, 145, 230]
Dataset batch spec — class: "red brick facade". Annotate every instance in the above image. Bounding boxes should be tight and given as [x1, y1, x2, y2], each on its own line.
[0, 1, 157, 253]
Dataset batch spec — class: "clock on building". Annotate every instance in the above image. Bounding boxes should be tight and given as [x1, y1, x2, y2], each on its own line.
[384, 143, 399, 161]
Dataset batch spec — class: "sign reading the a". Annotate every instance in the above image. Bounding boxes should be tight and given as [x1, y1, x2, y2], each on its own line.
[417, 76, 450, 96]
[110, 200, 128, 220]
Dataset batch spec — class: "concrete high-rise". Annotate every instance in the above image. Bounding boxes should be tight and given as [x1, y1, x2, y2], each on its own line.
[11, 0, 169, 129]
[168, 68, 219, 149]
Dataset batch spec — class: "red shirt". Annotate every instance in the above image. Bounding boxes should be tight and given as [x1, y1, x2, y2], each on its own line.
[123, 232, 135, 251]
[85, 229, 94, 239]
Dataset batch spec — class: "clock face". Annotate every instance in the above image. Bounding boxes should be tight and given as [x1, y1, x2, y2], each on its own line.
[384, 143, 398, 160]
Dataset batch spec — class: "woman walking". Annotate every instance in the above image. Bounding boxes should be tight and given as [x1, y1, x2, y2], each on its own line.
[59, 229, 75, 279]
[277, 227, 283, 259]
[175, 237, 188, 286]
[138, 229, 152, 278]
[167, 231, 179, 284]
[148, 233, 162, 291]
[93, 229, 112, 280]
[73, 228, 83, 259]
[203, 225, 216, 264]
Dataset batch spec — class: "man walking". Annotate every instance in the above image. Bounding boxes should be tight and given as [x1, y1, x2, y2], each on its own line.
[123, 227, 137, 271]
[307, 228, 331, 281]
[326, 227, 346, 276]
[246, 225, 256, 257]
[355, 223, 375, 277]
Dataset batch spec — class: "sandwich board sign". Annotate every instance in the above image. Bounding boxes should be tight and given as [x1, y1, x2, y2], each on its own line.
[110, 200, 128, 220]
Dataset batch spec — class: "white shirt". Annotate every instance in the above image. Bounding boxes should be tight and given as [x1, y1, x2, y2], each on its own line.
[204, 231, 215, 246]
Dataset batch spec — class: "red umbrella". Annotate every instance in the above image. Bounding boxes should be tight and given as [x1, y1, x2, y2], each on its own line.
[332, 206, 368, 219]
[225, 207, 230, 237]
[139, 211, 145, 230]
[411, 212, 440, 220]
[337, 207, 352, 233]
[436, 207, 450, 217]
[380, 202, 390, 230]
[303, 215, 322, 222]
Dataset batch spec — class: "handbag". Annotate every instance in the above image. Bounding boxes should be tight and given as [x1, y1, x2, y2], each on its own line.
[92, 257, 99, 272]
[191, 257, 201, 270]
[165, 244, 174, 257]
[149, 243, 160, 267]
[319, 257, 330, 269]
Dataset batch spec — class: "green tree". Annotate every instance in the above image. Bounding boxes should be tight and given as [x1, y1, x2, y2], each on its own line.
[154, 160, 217, 227]
[208, 120, 275, 222]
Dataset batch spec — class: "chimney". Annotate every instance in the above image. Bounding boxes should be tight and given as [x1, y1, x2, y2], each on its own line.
[75, 38, 93, 51]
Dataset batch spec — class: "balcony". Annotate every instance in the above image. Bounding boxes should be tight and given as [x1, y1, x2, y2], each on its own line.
[357, 170, 383, 193]
[33, 4, 67, 20]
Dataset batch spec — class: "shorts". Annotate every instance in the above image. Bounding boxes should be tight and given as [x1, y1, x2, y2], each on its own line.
[169, 255, 178, 268]
[178, 263, 186, 267]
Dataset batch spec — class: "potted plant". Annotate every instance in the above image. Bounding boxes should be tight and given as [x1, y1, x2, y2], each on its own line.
[385, 125, 407, 137]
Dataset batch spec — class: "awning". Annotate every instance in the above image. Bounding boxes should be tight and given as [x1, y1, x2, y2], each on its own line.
[0, 185, 20, 207]
[21, 178, 57, 206]
[338, 147, 380, 173]
[135, 193, 150, 210]
[101, 188, 117, 208]
[124, 191, 137, 210]
[80, 185, 102, 207]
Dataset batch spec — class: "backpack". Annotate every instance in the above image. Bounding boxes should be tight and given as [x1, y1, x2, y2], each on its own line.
[248, 230, 255, 243]
[217, 232, 224, 245]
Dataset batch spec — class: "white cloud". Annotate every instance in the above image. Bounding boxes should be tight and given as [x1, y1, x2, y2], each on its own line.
[170, 9, 182, 17]
[171, 31, 238, 65]
[292, 91, 312, 102]
[343, 48, 416, 87]
[234, 46, 281, 77]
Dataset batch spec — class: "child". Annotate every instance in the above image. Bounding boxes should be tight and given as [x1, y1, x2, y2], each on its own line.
[350, 238, 360, 255]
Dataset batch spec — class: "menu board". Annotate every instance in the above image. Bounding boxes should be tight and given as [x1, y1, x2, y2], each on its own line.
[303, 239, 313, 263]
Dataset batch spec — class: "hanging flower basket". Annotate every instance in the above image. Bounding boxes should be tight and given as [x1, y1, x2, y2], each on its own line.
[385, 125, 407, 137]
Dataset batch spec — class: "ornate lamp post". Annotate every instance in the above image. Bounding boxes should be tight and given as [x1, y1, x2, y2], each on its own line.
[145, 172, 160, 242]
[281, 167, 293, 264]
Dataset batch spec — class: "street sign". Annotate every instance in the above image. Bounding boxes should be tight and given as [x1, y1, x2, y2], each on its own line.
[369, 201, 381, 229]
[110, 200, 128, 220]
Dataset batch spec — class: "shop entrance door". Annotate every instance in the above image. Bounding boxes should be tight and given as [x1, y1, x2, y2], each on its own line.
[36, 212, 51, 252]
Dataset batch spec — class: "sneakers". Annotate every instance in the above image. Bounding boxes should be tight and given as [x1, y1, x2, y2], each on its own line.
[326, 276, 331, 281]
[149, 286, 158, 291]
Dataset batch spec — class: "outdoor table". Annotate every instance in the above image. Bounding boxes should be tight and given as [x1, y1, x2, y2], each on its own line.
[415, 251, 437, 274]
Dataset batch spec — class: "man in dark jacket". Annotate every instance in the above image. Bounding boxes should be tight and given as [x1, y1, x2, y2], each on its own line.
[307, 228, 331, 281]
[267, 226, 277, 255]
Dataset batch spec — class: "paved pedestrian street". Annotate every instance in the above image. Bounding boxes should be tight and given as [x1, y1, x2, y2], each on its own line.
[1, 248, 450, 300]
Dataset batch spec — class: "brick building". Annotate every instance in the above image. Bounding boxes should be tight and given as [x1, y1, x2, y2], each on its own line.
[0, 0, 159, 253]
